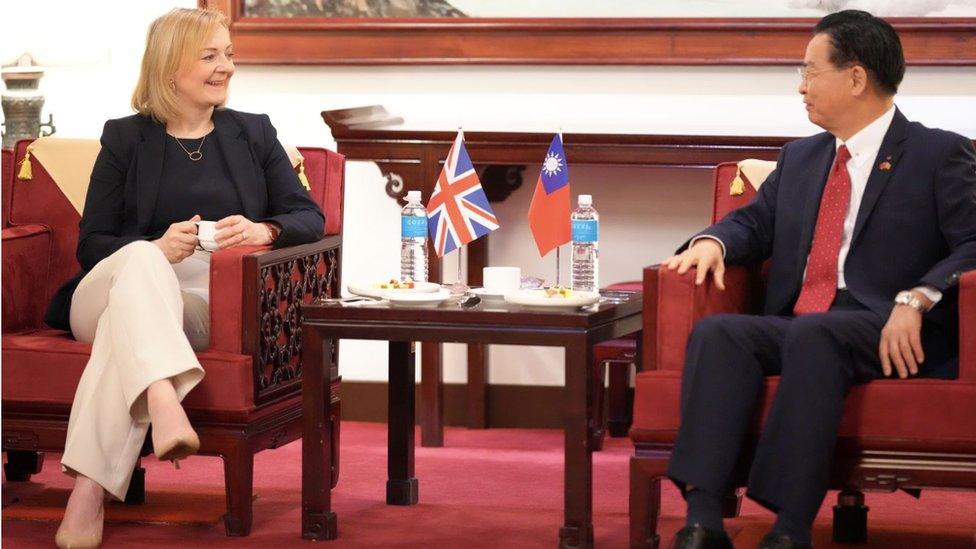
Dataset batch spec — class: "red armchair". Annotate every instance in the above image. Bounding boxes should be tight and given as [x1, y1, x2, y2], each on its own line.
[2, 148, 12, 226]
[629, 161, 976, 548]
[1, 139, 345, 536]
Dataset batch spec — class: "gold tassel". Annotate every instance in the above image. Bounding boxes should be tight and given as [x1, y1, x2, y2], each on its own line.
[17, 149, 33, 180]
[297, 158, 311, 191]
[729, 166, 744, 196]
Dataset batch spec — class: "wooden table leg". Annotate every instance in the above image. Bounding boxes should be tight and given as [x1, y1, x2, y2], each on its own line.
[388, 340, 419, 505]
[465, 236, 489, 428]
[302, 327, 338, 540]
[420, 341, 444, 447]
[466, 344, 488, 428]
[421, 241, 445, 447]
[560, 337, 595, 549]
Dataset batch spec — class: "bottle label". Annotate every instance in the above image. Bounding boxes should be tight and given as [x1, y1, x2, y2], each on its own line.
[402, 216, 428, 238]
[572, 220, 598, 243]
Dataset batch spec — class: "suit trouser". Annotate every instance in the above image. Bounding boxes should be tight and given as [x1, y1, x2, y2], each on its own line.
[666, 292, 886, 525]
[61, 241, 208, 500]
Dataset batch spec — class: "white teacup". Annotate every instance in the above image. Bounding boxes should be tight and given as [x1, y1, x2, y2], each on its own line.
[483, 266, 521, 294]
[196, 220, 218, 251]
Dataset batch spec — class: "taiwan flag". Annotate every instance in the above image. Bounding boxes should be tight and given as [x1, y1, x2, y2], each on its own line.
[527, 134, 571, 256]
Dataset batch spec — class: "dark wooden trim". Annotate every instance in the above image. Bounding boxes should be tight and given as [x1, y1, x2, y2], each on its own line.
[339, 380, 567, 429]
[322, 106, 791, 176]
[202, 1, 975, 66]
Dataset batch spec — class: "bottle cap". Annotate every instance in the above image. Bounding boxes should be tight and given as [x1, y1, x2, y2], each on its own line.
[578, 194, 592, 206]
[406, 190, 422, 202]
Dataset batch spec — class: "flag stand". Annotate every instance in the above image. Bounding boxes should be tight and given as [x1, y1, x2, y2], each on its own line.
[449, 249, 469, 294]
[555, 247, 561, 288]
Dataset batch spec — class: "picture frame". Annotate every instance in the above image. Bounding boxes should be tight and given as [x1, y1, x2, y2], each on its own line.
[202, 1, 976, 66]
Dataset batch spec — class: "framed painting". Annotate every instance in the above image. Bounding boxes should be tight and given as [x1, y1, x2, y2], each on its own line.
[202, 0, 976, 66]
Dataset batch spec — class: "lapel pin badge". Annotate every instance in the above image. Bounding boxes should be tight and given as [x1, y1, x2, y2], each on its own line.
[879, 159, 892, 171]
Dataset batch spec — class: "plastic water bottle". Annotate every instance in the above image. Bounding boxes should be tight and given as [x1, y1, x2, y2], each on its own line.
[571, 194, 599, 292]
[400, 190, 428, 283]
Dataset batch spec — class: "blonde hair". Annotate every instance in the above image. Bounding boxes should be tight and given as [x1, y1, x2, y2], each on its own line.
[131, 8, 230, 124]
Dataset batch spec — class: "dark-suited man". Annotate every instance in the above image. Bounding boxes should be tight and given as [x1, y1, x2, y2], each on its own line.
[663, 10, 976, 549]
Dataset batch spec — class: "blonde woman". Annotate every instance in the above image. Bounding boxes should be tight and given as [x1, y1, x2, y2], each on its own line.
[49, 8, 324, 548]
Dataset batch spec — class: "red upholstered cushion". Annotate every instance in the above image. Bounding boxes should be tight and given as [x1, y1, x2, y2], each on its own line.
[208, 244, 266, 354]
[656, 266, 760, 372]
[8, 140, 82, 305]
[2, 224, 52, 332]
[630, 370, 976, 453]
[297, 147, 344, 236]
[2, 329, 256, 414]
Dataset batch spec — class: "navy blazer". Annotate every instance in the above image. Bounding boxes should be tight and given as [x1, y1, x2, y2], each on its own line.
[692, 109, 976, 330]
[45, 108, 326, 331]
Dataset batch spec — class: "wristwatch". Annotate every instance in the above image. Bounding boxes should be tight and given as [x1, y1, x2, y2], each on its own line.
[894, 290, 926, 313]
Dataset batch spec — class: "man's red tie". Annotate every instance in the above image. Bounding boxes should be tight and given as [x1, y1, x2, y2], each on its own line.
[794, 145, 852, 315]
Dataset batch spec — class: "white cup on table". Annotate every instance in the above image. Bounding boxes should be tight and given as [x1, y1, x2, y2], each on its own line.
[482, 266, 521, 295]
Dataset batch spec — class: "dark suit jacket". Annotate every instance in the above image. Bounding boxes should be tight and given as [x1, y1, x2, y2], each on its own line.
[44, 108, 326, 331]
[688, 109, 976, 368]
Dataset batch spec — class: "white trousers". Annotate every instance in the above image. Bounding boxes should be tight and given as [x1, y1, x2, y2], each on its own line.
[61, 241, 209, 500]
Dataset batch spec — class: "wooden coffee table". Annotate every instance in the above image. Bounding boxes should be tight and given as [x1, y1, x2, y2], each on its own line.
[301, 292, 642, 548]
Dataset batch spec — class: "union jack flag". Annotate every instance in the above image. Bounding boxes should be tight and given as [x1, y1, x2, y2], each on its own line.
[426, 131, 499, 256]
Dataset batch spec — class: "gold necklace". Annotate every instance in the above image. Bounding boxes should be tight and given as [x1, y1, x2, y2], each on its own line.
[173, 133, 207, 161]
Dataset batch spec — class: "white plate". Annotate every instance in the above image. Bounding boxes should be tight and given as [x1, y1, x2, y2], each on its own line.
[384, 288, 453, 308]
[503, 289, 600, 308]
[469, 287, 509, 301]
[347, 281, 441, 299]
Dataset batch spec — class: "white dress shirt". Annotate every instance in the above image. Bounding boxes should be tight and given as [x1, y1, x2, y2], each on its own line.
[695, 104, 941, 307]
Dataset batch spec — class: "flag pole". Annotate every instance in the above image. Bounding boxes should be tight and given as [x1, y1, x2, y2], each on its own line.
[556, 247, 561, 288]
[457, 248, 464, 286]
[449, 247, 469, 294]
[555, 129, 564, 288]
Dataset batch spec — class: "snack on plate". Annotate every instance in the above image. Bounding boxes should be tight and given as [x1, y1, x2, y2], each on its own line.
[543, 286, 573, 298]
[374, 278, 416, 290]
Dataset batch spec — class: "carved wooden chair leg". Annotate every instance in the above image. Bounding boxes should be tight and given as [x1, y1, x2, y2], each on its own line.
[123, 459, 146, 505]
[629, 457, 663, 549]
[2, 450, 45, 481]
[222, 444, 255, 537]
[606, 358, 634, 437]
[330, 399, 342, 488]
[832, 490, 869, 544]
[721, 488, 743, 518]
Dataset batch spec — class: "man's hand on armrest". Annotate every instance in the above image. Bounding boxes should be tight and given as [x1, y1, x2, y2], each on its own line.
[663, 238, 726, 290]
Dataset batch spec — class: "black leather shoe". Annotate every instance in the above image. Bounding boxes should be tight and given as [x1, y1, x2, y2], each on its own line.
[671, 524, 733, 549]
[758, 532, 813, 549]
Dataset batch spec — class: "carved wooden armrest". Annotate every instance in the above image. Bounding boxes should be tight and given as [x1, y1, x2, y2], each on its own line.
[209, 236, 342, 405]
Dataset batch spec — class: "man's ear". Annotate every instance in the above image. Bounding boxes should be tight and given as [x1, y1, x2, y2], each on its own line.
[850, 65, 869, 96]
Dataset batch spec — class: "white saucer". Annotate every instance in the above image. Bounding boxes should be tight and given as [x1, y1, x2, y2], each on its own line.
[503, 290, 600, 308]
[469, 287, 509, 301]
[347, 281, 440, 299]
[384, 288, 453, 308]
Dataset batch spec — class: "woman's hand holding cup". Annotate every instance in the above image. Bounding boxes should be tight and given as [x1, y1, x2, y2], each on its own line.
[153, 214, 200, 264]
[214, 214, 274, 248]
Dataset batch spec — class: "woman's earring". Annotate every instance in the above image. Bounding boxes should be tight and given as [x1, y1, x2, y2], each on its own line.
[169, 79, 176, 90]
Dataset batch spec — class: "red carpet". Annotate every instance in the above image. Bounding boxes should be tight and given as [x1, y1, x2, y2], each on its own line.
[3, 421, 975, 547]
